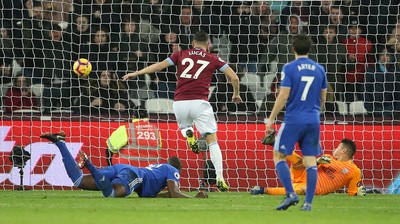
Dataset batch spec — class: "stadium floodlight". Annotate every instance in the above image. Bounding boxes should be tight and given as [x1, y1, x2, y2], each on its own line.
[8, 146, 31, 191]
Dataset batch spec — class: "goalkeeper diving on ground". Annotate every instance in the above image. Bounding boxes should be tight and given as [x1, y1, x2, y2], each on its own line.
[255, 138, 366, 196]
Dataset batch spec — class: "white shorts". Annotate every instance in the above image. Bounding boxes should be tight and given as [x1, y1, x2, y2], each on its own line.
[173, 100, 217, 136]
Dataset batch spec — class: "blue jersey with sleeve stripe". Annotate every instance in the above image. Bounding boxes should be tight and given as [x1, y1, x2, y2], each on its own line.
[114, 163, 180, 197]
[280, 57, 327, 124]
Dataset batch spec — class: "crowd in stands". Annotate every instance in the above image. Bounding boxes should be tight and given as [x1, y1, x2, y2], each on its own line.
[1, 0, 400, 119]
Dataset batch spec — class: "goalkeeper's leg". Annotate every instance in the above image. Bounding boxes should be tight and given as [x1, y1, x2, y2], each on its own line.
[251, 186, 306, 195]
[286, 151, 303, 169]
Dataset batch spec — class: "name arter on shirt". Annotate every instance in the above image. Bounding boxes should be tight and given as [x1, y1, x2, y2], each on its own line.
[297, 63, 316, 71]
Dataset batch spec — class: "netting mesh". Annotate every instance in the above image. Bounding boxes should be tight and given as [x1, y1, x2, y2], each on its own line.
[1, 0, 400, 193]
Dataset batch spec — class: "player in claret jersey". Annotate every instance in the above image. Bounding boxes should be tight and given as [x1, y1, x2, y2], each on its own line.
[123, 30, 242, 192]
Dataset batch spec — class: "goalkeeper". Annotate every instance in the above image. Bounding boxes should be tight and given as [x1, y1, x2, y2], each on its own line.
[40, 131, 207, 199]
[253, 139, 365, 196]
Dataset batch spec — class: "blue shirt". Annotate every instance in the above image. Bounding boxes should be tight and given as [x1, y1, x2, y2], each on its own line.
[281, 57, 327, 124]
[116, 164, 180, 197]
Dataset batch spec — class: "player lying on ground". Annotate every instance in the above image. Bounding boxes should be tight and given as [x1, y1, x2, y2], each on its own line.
[40, 131, 208, 198]
[252, 139, 366, 196]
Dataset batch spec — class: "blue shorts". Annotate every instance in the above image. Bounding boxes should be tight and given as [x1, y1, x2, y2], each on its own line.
[274, 123, 322, 156]
[100, 166, 142, 196]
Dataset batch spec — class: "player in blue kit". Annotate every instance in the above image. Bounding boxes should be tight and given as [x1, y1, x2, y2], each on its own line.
[40, 131, 208, 198]
[265, 34, 327, 211]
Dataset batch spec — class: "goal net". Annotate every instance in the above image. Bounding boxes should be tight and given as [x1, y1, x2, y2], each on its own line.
[1, 0, 400, 193]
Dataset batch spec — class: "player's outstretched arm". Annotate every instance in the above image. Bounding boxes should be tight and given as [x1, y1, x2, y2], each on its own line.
[222, 66, 242, 103]
[157, 180, 208, 198]
[122, 60, 171, 80]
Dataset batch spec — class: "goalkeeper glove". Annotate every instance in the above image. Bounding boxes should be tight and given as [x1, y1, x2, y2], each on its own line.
[357, 186, 366, 196]
[261, 129, 276, 146]
[316, 155, 331, 164]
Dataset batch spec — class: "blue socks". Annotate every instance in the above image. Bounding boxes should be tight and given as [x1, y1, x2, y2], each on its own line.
[305, 166, 317, 204]
[85, 161, 115, 198]
[275, 160, 295, 195]
[56, 141, 83, 187]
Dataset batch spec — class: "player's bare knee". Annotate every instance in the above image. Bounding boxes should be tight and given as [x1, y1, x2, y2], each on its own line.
[205, 133, 217, 144]
[302, 156, 317, 167]
[273, 151, 286, 162]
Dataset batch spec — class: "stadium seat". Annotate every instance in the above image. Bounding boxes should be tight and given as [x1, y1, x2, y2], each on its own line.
[256, 100, 263, 113]
[241, 72, 259, 87]
[208, 86, 216, 99]
[241, 73, 266, 101]
[31, 84, 44, 97]
[13, 109, 41, 113]
[31, 84, 44, 112]
[349, 101, 367, 115]
[264, 73, 277, 94]
[51, 109, 73, 113]
[0, 84, 11, 112]
[145, 98, 174, 114]
[336, 101, 348, 115]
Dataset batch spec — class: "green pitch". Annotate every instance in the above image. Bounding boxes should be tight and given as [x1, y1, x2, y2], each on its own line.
[1, 191, 399, 224]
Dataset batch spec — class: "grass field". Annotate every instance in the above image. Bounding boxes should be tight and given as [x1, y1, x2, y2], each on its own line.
[1, 190, 399, 224]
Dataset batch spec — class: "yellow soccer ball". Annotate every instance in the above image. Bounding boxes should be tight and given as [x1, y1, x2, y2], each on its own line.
[73, 58, 92, 77]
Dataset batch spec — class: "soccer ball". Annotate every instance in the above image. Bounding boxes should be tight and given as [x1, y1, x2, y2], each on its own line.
[73, 58, 92, 77]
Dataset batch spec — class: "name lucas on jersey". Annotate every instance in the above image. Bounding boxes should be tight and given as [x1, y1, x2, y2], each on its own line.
[189, 50, 206, 57]
[297, 63, 316, 71]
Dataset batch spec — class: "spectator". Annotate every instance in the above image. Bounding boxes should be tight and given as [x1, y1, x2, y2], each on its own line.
[259, 76, 284, 117]
[0, 58, 23, 85]
[77, 70, 133, 116]
[260, 14, 317, 74]
[40, 24, 74, 112]
[364, 49, 400, 118]
[19, 0, 50, 74]
[209, 73, 256, 114]
[137, 0, 164, 45]
[279, 0, 311, 33]
[150, 31, 182, 99]
[88, 26, 119, 72]
[191, 0, 219, 36]
[387, 35, 400, 69]
[0, 26, 13, 59]
[71, 15, 91, 57]
[118, 18, 149, 72]
[309, 0, 333, 37]
[340, 17, 373, 102]
[317, 25, 346, 112]
[229, 2, 261, 73]
[4, 74, 37, 113]
[357, 0, 400, 45]
[268, 1, 288, 15]
[328, 5, 348, 43]
[41, 0, 73, 30]
[117, 18, 150, 96]
[340, 0, 363, 16]
[87, 0, 121, 35]
[0, 58, 13, 84]
[171, 5, 201, 50]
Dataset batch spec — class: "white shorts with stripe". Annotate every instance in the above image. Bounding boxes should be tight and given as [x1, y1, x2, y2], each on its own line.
[173, 100, 217, 136]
